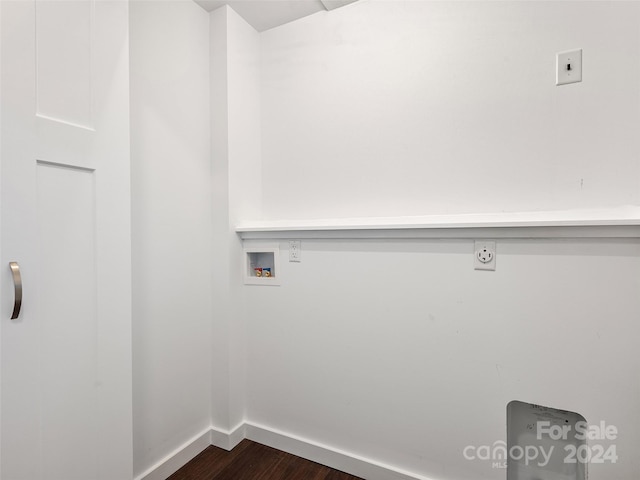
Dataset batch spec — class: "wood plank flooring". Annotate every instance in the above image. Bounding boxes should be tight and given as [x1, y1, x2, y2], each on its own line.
[167, 439, 364, 480]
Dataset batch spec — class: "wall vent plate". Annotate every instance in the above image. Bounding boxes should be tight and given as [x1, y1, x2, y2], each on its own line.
[507, 401, 588, 480]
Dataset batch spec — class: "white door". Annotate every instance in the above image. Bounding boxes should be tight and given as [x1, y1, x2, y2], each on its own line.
[0, 1, 132, 479]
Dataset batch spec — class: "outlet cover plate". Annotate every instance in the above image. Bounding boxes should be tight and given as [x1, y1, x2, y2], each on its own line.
[289, 240, 301, 262]
[556, 49, 582, 85]
[474, 240, 496, 271]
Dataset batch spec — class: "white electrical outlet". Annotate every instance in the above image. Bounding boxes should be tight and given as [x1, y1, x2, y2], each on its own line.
[289, 241, 301, 262]
[474, 241, 496, 271]
[556, 49, 582, 86]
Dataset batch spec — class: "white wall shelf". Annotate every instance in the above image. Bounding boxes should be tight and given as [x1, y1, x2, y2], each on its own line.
[236, 209, 640, 240]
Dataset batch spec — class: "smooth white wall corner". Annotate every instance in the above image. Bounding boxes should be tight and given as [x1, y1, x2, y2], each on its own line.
[209, 3, 233, 434]
[209, 4, 261, 433]
[130, 1, 213, 477]
[227, 6, 262, 223]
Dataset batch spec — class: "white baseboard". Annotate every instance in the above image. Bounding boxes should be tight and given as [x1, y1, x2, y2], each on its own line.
[135, 421, 433, 480]
[210, 422, 246, 451]
[244, 422, 433, 480]
[134, 428, 212, 480]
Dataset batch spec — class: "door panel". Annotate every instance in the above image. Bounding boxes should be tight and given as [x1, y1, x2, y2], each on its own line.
[1, 1, 132, 479]
[36, 0, 93, 128]
[37, 162, 98, 478]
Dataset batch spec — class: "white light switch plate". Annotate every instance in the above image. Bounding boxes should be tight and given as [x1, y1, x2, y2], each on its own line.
[556, 49, 582, 85]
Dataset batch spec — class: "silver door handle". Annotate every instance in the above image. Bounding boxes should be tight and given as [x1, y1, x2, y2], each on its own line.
[10, 262, 22, 319]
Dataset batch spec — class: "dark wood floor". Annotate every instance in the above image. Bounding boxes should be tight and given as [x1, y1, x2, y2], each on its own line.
[167, 439, 364, 480]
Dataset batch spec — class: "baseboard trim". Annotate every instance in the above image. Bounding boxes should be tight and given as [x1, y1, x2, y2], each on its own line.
[135, 422, 433, 480]
[244, 422, 433, 480]
[134, 428, 212, 480]
[210, 422, 246, 451]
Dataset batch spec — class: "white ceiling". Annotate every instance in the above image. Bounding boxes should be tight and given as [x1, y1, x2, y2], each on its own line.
[194, 0, 357, 32]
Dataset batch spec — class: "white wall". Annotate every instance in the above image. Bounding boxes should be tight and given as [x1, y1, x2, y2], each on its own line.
[244, 238, 640, 479]
[210, 5, 262, 434]
[129, 1, 213, 476]
[242, 2, 640, 480]
[127, 2, 640, 479]
[260, 0, 640, 220]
